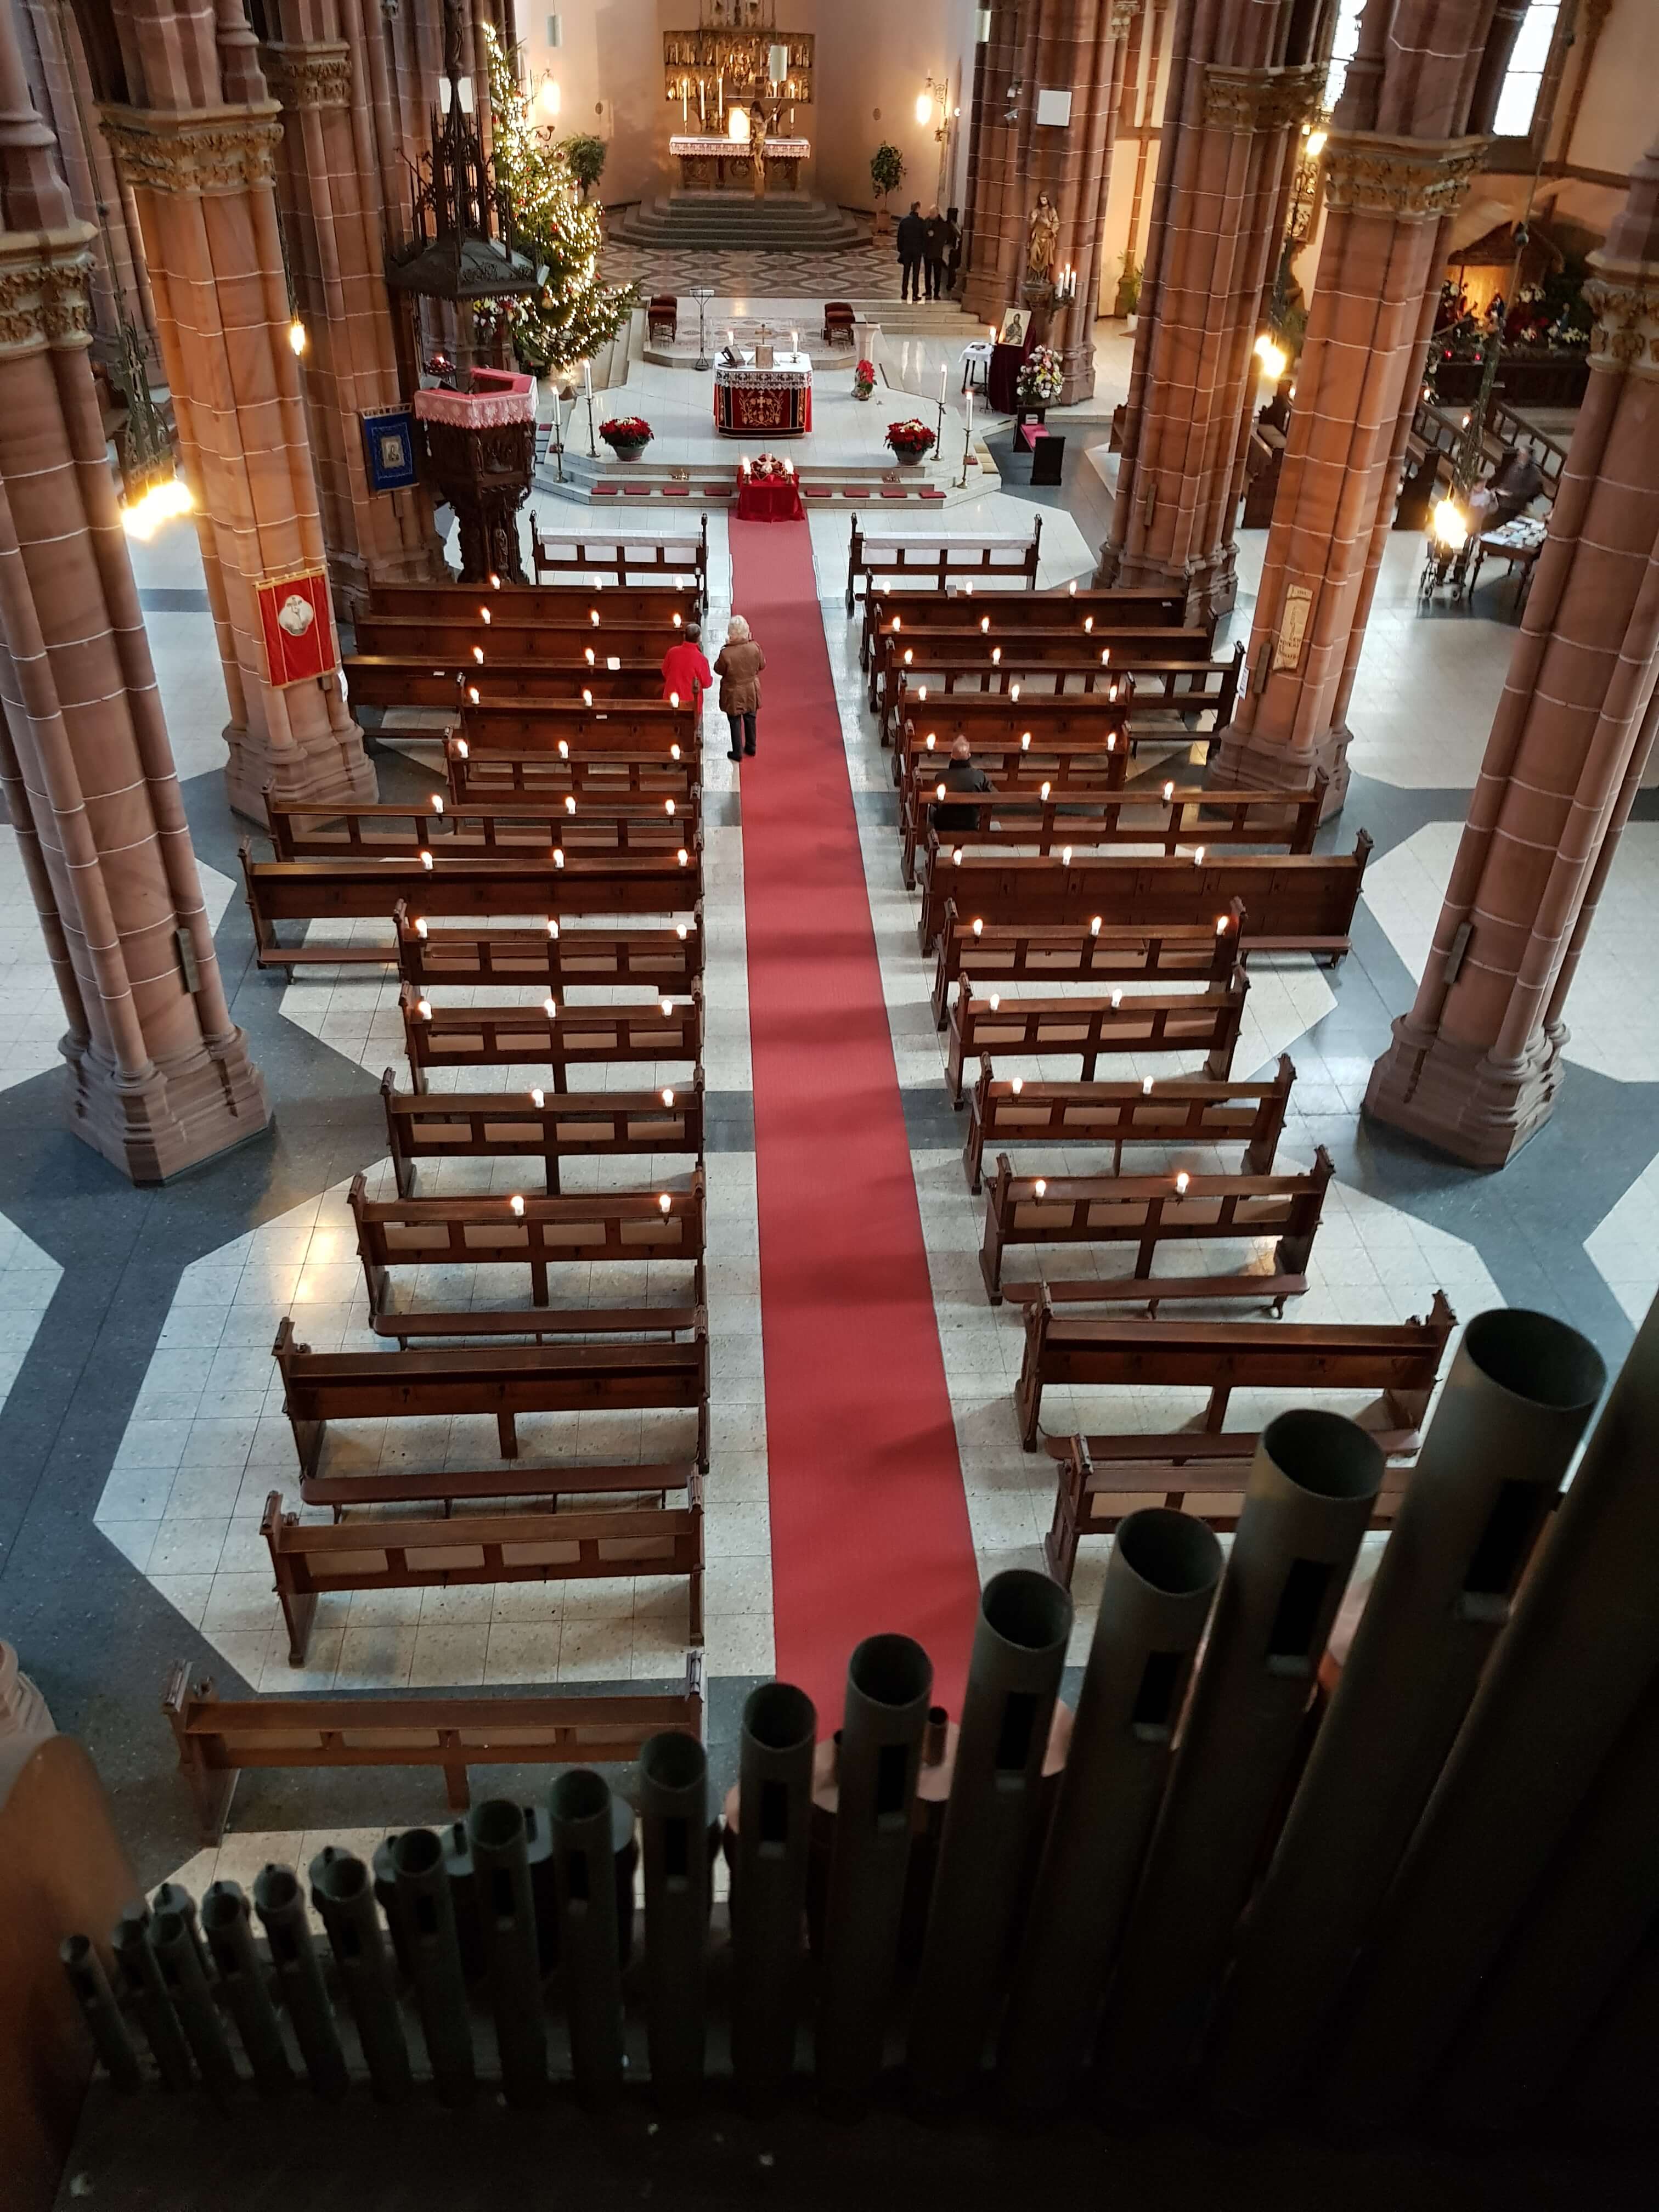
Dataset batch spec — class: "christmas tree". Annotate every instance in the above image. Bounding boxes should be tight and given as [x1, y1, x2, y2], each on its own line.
[481, 29, 635, 370]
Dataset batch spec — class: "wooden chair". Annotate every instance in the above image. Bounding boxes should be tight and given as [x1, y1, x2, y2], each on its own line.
[823, 301, 856, 348]
[648, 294, 679, 343]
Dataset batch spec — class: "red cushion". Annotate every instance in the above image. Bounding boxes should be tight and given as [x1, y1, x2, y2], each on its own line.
[623, 486, 652, 497]
[591, 485, 619, 497]
[662, 486, 691, 496]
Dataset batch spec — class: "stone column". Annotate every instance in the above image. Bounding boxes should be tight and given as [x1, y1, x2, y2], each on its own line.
[1211, 133, 1487, 804]
[961, 0, 1135, 405]
[99, 0, 374, 816]
[1364, 142, 1659, 1167]
[1096, 0, 1322, 629]
[16, 0, 155, 370]
[0, 17, 268, 1181]
[262, 9, 439, 609]
[1212, 0, 1503, 805]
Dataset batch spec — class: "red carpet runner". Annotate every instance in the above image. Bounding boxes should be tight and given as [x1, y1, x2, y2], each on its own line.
[729, 518, 980, 1722]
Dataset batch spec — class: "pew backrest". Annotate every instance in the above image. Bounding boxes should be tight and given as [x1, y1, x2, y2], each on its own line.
[163, 1651, 705, 1841]
[530, 515, 710, 608]
[382, 1069, 707, 1199]
[845, 517, 1042, 611]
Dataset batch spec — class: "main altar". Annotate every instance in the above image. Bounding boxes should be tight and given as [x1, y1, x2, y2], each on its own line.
[664, 2, 812, 195]
[670, 134, 809, 190]
[713, 347, 812, 436]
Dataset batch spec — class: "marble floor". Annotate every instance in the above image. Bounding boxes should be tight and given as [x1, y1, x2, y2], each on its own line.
[2, 421, 1656, 1888]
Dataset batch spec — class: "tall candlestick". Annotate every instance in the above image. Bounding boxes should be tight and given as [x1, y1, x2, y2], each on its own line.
[584, 359, 596, 458]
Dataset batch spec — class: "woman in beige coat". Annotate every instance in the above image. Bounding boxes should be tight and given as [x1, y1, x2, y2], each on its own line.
[714, 614, 766, 761]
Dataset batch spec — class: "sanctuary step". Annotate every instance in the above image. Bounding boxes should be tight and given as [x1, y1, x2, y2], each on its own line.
[608, 191, 870, 252]
[537, 445, 1003, 510]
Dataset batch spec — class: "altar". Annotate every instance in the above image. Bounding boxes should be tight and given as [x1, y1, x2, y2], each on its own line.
[670, 134, 809, 191]
[713, 348, 813, 436]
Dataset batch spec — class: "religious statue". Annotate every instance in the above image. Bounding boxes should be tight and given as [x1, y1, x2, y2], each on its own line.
[751, 98, 769, 195]
[1026, 194, 1060, 286]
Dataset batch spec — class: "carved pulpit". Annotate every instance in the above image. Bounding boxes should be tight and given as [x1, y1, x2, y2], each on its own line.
[414, 371, 537, 584]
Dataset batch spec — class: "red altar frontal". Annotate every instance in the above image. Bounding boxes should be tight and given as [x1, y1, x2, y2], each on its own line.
[713, 350, 813, 437]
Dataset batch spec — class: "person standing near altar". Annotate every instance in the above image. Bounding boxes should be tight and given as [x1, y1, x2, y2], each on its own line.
[923, 208, 949, 302]
[897, 202, 927, 304]
[662, 620, 713, 706]
[715, 616, 766, 761]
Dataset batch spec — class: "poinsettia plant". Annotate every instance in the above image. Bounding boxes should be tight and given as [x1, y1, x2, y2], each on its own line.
[885, 418, 936, 458]
[853, 357, 876, 399]
[1017, 345, 1064, 404]
[599, 416, 653, 449]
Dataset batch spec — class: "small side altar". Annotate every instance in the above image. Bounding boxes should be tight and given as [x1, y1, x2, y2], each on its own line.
[670, 134, 809, 190]
[713, 348, 812, 436]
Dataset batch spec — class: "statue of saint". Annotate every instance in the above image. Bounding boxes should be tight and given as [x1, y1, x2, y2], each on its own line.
[750, 100, 769, 196]
[1026, 194, 1060, 286]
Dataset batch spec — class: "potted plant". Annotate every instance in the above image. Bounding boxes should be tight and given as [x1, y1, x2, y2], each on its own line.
[885, 417, 936, 467]
[599, 414, 653, 460]
[853, 357, 876, 400]
[564, 132, 607, 203]
[870, 143, 904, 236]
[1116, 251, 1142, 330]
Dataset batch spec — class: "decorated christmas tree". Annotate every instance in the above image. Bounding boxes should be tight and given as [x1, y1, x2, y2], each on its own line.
[481, 29, 635, 370]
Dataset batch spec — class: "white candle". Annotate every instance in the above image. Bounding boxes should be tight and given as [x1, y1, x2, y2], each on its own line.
[940, 364, 947, 405]
[699, 79, 706, 124]
[682, 84, 688, 124]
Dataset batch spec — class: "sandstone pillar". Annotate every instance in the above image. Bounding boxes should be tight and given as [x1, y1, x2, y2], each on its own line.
[0, 14, 268, 1181]
[100, 0, 374, 816]
[16, 0, 155, 370]
[961, 0, 1136, 405]
[1364, 140, 1659, 1167]
[1213, 1, 1504, 805]
[1096, 0, 1323, 628]
[262, 10, 439, 609]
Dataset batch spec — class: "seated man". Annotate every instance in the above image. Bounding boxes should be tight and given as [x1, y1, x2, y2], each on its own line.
[930, 735, 993, 833]
[661, 621, 713, 703]
[1466, 445, 1545, 532]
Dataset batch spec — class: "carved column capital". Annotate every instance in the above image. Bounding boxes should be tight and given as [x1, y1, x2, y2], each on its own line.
[1582, 258, 1659, 374]
[1201, 63, 1324, 135]
[1109, 0, 1142, 34]
[259, 42, 353, 112]
[99, 104, 284, 196]
[1320, 132, 1491, 222]
[0, 227, 97, 356]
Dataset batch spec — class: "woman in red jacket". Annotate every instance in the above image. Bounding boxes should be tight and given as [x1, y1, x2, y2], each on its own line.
[660, 620, 713, 704]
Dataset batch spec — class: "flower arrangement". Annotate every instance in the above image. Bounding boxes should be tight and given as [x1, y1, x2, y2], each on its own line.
[885, 417, 936, 461]
[599, 415, 653, 453]
[853, 357, 876, 400]
[744, 453, 793, 479]
[1017, 345, 1064, 405]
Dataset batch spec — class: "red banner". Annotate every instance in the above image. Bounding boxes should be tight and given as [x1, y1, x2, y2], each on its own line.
[257, 570, 337, 687]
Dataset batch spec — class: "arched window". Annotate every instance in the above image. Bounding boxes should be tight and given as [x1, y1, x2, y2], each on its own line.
[1323, 0, 1367, 112]
[1493, 2, 1561, 138]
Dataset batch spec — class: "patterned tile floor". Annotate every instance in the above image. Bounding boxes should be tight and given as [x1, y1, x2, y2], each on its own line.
[2, 400, 1657, 1884]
